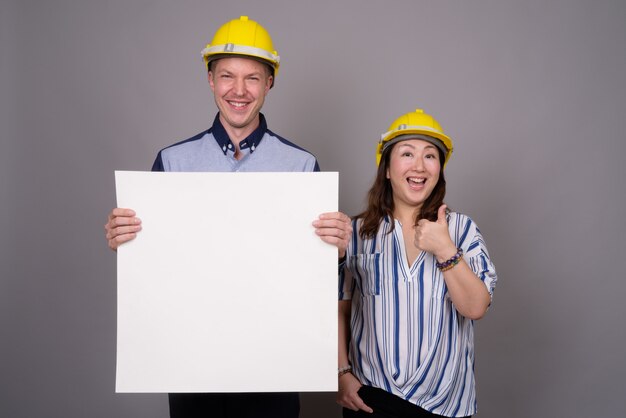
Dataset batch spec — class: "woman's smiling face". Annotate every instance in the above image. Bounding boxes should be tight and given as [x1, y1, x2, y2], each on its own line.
[386, 139, 442, 214]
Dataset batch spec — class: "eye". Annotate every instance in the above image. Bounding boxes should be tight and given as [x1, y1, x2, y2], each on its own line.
[402, 152, 413, 158]
[425, 153, 437, 159]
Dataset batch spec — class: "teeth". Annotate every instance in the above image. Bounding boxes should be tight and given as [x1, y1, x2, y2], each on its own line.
[408, 177, 425, 184]
[228, 101, 247, 108]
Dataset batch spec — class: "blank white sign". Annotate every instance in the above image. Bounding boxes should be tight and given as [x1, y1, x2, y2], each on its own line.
[115, 171, 338, 393]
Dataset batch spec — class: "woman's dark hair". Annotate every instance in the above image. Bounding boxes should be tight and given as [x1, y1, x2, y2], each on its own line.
[356, 143, 447, 240]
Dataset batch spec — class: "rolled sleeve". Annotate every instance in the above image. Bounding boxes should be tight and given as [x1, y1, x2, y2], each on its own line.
[463, 225, 498, 299]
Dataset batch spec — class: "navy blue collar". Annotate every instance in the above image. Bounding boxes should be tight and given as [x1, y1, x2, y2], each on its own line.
[211, 113, 268, 155]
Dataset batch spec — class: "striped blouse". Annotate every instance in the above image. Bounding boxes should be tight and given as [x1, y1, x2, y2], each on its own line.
[339, 212, 497, 417]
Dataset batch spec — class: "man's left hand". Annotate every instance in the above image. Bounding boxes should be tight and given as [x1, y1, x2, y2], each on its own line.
[313, 212, 352, 258]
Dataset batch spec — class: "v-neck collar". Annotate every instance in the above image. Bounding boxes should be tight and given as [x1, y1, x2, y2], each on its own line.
[392, 219, 426, 277]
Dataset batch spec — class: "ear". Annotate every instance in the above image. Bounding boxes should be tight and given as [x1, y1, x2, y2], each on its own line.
[386, 167, 390, 179]
[265, 75, 273, 93]
[208, 71, 215, 92]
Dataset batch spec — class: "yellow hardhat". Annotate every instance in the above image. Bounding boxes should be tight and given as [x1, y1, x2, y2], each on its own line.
[376, 109, 454, 166]
[201, 16, 280, 85]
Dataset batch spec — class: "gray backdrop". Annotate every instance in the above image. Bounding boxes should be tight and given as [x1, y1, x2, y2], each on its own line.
[2, 0, 625, 417]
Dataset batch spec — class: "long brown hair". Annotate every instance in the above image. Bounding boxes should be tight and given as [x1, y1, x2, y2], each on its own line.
[356, 143, 447, 239]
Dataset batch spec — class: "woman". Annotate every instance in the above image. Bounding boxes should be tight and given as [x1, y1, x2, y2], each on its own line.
[337, 109, 497, 417]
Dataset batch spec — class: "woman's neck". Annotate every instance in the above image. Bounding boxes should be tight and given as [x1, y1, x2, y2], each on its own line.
[393, 204, 420, 226]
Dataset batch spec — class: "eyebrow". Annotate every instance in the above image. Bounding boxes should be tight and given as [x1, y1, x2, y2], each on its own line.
[397, 143, 437, 151]
[216, 68, 264, 76]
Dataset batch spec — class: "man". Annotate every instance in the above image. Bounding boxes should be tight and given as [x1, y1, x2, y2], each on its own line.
[104, 16, 351, 418]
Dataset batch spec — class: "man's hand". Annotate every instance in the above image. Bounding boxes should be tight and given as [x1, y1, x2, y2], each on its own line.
[104, 208, 141, 251]
[312, 212, 352, 258]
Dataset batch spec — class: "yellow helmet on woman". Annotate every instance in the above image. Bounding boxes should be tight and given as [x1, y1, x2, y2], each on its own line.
[201, 16, 280, 85]
[377, 109, 454, 166]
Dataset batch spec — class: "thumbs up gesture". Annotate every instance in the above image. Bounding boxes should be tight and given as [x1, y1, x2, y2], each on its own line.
[414, 204, 457, 260]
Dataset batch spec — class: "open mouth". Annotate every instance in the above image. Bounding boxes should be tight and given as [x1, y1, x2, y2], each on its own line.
[407, 177, 426, 186]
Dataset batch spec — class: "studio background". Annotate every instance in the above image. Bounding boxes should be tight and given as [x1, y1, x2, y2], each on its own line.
[2, 1, 625, 417]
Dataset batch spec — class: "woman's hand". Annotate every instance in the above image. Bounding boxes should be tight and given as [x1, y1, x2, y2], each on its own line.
[414, 204, 457, 262]
[337, 372, 373, 413]
[415, 204, 491, 319]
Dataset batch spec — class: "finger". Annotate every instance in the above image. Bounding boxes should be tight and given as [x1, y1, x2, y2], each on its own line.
[106, 224, 142, 240]
[109, 214, 142, 229]
[315, 225, 348, 237]
[417, 218, 429, 226]
[339, 401, 359, 411]
[109, 208, 136, 220]
[318, 211, 350, 222]
[313, 218, 352, 233]
[414, 223, 426, 239]
[340, 396, 361, 412]
[338, 397, 360, 411]
[313, 220, 347, 230]
[437, 204, 448, 225]
[352, 396, 374, 413]
[314, 223, 352, 245]
[108, 232, 137, 250]
[414, 230, 424, 250]
[337, 391, 359, 411]
[316, 226, 350, 245]
[317, 234, 349, 251]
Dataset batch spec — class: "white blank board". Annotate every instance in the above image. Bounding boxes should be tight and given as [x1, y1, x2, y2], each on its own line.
[115, 171, 338, 393]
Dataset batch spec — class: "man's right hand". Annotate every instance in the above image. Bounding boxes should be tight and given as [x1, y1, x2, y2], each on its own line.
[104, 208, 141, 251]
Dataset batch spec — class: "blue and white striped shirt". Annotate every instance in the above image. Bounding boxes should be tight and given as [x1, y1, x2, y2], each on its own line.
[339, 212, 497, 417]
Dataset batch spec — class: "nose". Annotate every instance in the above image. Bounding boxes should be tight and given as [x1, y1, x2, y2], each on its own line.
[233, 77, 246, 96]
[413, 156, 425, 172]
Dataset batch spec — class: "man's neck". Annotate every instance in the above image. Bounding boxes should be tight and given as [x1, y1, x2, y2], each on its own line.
[220, 115, 260, 147]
